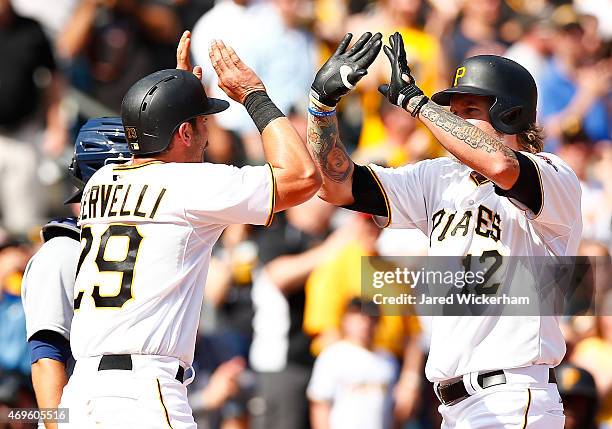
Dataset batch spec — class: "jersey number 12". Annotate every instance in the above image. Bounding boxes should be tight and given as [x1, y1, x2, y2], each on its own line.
[74, 224, 143, 309]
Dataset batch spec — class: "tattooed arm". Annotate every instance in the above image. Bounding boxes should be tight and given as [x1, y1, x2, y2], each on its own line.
[379, 32, 519, 189]
[406, 96, 519, 189]
[306, 32, 382, 206]
[306, 101, 355, 205]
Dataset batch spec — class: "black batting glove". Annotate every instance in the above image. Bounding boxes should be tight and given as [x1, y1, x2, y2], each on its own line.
[311, 32, 383, 108]
[378, 32, 424, 111]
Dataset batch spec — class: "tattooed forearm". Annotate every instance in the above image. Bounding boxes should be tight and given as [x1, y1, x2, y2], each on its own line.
[408, 97, 517, 161]
[307, 111, 354, 183]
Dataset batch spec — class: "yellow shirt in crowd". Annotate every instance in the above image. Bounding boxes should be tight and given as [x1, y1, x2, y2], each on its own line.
[358, 27, 445, 163]
[303, 242, 420, 357]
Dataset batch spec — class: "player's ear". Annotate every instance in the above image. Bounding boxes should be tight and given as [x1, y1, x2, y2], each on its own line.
[176, 122, 194, 146]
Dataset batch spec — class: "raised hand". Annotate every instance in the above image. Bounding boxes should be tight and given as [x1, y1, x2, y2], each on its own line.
[208, 40, 265, 104]
[311, 32, 383, 108]
[176, 30, 202, 81]
[378, 32, 424, 110]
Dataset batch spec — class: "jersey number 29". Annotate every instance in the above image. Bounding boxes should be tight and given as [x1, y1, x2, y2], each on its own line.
[74, 224, 143, 309]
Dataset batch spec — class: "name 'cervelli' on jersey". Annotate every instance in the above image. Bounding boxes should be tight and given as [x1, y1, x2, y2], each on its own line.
[80, 182, 167, 220]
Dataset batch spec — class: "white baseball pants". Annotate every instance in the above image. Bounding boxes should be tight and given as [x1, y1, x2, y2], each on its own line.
[59, 355, 196, 429]
[437, 366, 565, 428]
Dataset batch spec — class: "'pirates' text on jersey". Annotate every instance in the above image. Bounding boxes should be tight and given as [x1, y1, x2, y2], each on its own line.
[370, 152, 582, 381]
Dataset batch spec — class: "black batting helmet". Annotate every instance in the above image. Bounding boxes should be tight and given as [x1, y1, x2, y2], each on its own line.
[121, 69, 229, 155]
[556, 364, 598, 399]
[431, 55, 537, 135]
[556, 363, 598, 427]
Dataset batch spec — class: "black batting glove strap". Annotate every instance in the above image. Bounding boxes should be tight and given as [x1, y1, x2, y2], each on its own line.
[311, 32, 383, 108]
[378, 32, 424, 111]
[411, 95, 429, 117]
[379, 84, 424, 110]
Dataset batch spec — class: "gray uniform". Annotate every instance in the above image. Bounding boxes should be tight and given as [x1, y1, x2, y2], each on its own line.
[21, 235, 79, 341]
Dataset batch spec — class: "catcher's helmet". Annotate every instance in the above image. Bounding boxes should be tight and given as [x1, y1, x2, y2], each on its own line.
[41, 217, 80, 242]
[121, 69, 229, 156]
[66, 117, 131, 203]
[431, 55, 537, 134]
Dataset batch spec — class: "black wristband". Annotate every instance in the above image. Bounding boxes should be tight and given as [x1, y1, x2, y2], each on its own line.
[244, 91, 285, 133]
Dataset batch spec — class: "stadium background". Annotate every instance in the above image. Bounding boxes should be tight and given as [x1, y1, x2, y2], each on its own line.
[0, 0, 610, 428]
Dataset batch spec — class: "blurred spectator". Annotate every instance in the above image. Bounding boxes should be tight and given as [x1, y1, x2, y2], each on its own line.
[346, 0, 445, 151]
[10, 0, 77, 39]
[307, 298, 398, 429]
[0, 240, 32, 375]
[249, 198, 342, 429]
[424, 0, 462, 40]
[556, 363, 599, 429]
[538, 5, 611, 151]
[555, 124, 605, 236]
[499, 0, 550, 16]
[444, 0, 507, 69]
[192, 0, 316, 161]
[304, 215, 420, 356]
[191, 0, 258, 138]
[571, 291, 612, 428]
[586, 143, 612, 251]
[504, 14, 554, 87]
[0, 0, 68, 234]
[560, 240, 612, 360]
[303, 214, 423, 424]
[194, 225, 259, 426]
[205, 224, 258, 359]
[353, 102, 433, 167]
[247, 0, 316, 123]
[578, 240, 612, 304]
[56, 0, 181, 112]
[188, 354, 249, 429]
[574, 0, 612, 41]
[578, 12, 606, 61]
[240, 0, 317, 161]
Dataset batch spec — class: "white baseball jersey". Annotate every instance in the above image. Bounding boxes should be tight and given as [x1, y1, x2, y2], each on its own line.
[21, 236, 79, 341]
[72, 161, 274, 365]
[370, 152, 582, 381]
[307, 340, 398, 429]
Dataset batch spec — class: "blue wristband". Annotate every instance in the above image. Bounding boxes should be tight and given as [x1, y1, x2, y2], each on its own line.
[308, 107, 336, 117]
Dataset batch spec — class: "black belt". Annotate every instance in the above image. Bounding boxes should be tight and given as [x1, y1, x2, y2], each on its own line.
[437, 368, 557, 406]
[98, 354, 185, 383]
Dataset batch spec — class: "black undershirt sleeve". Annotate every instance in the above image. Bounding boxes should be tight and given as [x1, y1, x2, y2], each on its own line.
[494, 151, 543, 215]
[342, 164, 389, 217]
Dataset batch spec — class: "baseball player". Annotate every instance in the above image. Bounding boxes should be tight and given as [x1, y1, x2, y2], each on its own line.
[21, 117, 130, 429]
[58, 38, 320, 428]
[307, 32, 581, 427]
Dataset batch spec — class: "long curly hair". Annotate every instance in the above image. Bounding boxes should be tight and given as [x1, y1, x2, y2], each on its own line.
[516, 123, 544, 153]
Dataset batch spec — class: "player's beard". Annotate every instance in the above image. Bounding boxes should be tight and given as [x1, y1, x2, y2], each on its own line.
[201, 140, 209, 162]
